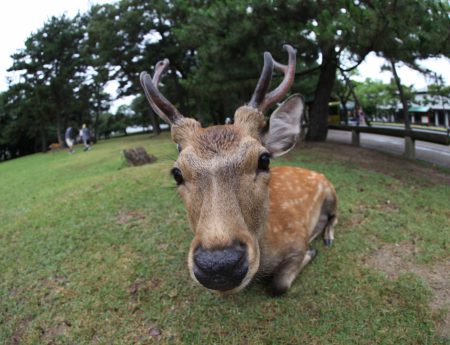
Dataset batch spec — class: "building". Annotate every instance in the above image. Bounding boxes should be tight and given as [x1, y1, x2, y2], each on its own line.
[397, 90, 450, 128]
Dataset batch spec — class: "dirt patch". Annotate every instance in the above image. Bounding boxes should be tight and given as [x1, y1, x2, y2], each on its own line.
[117, 210, 146, 226]
[340, 204, 369, 230]
[6, 317, 33, 345]
[41, 321, 72, 343]
[294, 142, 450, 186]
[364, 242, 450, 338]
[129, 278, 161, 296]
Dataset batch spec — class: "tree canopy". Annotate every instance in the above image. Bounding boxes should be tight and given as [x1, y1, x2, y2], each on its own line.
[1, 0, 449, 159]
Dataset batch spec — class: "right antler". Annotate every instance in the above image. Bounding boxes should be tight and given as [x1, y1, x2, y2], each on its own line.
[249, 45, 297, 113]
[140, 59, 184, 125]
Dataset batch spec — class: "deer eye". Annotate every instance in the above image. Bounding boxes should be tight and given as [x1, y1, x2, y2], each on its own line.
[171, 167, 184, 185]
[258, 153, 271, 171]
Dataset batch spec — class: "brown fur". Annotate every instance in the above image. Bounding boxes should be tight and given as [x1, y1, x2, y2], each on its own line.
[140, 48, 333, 294]
[261, 167, 337, 292]
[171, 107, 338, 294]
[48, 143, 61, 151]
[194, 126, 241, 156]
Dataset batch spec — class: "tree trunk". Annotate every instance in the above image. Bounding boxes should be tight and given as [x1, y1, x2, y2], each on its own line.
[149, 109, 161, 134]
[341, 71, 361, 108]
[340, 99, 348, 124]
[93, 86, 100, 143]
[390, 60, 411, 131]
[56, 113, 63, 146]
[40, 126, 47, 152]
[306, 47, 338, 141]
[94, 108, 100, 143]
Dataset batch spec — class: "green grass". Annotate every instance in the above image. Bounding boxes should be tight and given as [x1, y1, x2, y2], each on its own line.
[1, 133, 449, 344]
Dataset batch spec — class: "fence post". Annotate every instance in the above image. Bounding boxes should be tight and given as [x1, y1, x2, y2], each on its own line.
[404, 136, 415, 159]
[351, 130, 360, 146]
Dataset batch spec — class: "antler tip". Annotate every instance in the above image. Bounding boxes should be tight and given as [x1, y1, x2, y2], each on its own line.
[156, 58, 170, 67]
[282, 44, 296, 54]
[139, 71, 150, 87]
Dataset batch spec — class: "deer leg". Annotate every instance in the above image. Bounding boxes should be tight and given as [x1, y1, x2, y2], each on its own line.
[271, 248, 317, 296]
[323, 214, 337, 247]
[310, 196, 337, 248]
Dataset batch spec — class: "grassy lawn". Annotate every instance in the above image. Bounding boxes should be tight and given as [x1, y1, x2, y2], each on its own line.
[1, 133, 449, 344]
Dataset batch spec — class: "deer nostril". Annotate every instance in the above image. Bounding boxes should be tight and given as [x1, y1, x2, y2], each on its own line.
[194, 243, 245, 273]
[193, 242, 248, 291]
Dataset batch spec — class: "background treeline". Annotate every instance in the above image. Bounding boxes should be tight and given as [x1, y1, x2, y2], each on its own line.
[0, 0, 448, 159]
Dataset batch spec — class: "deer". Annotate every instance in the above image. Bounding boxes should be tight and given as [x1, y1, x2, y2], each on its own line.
[140, 44, 337, 295]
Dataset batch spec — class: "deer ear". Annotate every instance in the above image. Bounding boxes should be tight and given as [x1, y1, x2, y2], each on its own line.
[262, 94, 304, 157]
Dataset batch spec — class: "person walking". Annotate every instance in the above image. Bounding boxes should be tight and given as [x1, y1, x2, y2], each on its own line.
[65, 126, 75, 154]
[81, 124, 92, 151]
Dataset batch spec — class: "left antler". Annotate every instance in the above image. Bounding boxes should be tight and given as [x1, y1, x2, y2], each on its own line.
[248, 44, 297, 113]
[140, 59, 184, 125]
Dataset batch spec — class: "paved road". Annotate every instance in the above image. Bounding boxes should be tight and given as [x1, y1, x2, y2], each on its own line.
[327, 129, 450, 168]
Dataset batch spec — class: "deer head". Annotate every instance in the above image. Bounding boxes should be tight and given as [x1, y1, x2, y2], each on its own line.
[140, 45, 304, 293]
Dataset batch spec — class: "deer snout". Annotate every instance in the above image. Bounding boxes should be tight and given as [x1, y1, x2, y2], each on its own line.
[193, 242, 248, 291]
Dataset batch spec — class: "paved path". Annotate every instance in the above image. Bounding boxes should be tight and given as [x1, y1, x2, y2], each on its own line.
[327, 129, 450, 169]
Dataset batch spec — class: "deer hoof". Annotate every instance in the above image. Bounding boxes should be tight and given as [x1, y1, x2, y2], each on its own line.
[307, 248, 317, 258]
[270, 280, 289, 297]
[323, 239, 333, 247]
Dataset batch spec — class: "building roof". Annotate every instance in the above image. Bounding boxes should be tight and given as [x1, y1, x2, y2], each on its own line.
[409, 106, 430, 113]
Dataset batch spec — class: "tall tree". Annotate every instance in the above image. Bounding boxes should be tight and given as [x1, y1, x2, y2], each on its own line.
[371, 0, 450, 131]
[301, 0, 396, 140]
[86, 1, 178, 129]
[8, 15, 87, 146]
[353, 78, 405, 120]
[171, 1, 317, 124]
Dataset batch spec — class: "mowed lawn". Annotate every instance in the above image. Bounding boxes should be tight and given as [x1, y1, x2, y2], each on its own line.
[0, 132, 449, 344]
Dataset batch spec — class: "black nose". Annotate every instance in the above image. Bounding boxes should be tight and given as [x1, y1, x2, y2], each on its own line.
[193, 242, 248, 291]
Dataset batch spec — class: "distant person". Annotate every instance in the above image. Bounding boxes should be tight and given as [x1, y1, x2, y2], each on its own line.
[65, 126, 75, 154]
[356, 106, 366, 126]
[81, 124, 92, 151]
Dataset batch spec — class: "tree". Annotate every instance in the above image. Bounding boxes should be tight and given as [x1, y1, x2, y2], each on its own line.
[82, 9, 115, 141]
[86, 1, 187, 128]
[170, 1, 317, 124]
[422, 74, 450, 116]
[3, 0, 449, 158]
[333, 70, 364, 124]
[0, 92, 13, 160]
[370, 0, 450, 131]
[301, 0, 406, 140]
[131, 95, 161, 133]
[354, 78, 404, 121]
[8, 15, 87, 148]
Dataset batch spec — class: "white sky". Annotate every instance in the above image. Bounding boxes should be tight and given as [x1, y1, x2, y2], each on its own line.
[0, 0, 113, 91]
[1, 1, 449, 103]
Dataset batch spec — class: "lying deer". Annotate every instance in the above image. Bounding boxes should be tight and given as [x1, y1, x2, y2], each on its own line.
[140, 45, 337, 295]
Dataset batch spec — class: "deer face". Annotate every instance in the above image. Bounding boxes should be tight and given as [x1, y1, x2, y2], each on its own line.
[140, 45, 304, 293]
[173, 123, 268, 292]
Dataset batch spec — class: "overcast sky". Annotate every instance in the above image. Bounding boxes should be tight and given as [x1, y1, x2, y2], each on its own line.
[1, 0, 449, 100]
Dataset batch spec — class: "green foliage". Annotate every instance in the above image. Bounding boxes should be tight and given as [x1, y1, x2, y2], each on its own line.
[2, 0, 449, 155]
[353, 78, 403, 117]
[371, 0, 450, 64]
[369, 0, 449, 129]
[6, 15, 89, 151]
